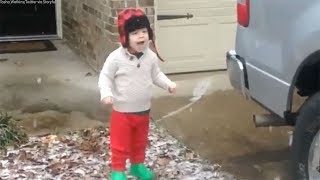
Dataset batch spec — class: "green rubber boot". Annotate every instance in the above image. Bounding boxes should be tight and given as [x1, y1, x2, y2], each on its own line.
[111, 171, 127, 180]
[129, 164, 154, 180]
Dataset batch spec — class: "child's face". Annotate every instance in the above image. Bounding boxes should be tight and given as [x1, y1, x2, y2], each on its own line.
[128, 28, 149, 53]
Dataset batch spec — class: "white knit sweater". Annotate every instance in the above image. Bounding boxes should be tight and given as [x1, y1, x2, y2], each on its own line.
[98, 47, 173, 113]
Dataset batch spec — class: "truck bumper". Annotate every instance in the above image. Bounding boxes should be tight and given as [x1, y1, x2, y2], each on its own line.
[226, 50, 249, 98]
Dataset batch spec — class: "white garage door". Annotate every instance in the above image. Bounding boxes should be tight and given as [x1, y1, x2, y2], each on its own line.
[155, 0, 236, 74]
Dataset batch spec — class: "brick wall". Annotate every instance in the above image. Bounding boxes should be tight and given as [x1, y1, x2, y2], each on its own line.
[62, 0, 155, 72]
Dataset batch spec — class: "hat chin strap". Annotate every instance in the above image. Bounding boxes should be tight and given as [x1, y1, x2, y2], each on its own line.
[150, 40, 164, 62]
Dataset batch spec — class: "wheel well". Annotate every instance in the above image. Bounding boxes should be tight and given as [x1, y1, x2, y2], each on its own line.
[290, 50, 320, 113]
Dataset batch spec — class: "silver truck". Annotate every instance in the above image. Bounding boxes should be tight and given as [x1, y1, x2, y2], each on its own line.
[226, 0, 320, 179]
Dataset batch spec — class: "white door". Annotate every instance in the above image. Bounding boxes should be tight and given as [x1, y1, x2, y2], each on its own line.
[155, 0, 236, 74]
[56, 0, 63, 39]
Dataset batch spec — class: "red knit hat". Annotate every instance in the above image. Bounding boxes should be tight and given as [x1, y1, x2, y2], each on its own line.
[118, 8, 163, 61]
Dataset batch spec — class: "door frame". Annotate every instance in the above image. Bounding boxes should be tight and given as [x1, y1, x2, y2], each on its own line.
[154, 0, 160, 48]
[0, 0, 62, 42]
[56, 0, 63, 39]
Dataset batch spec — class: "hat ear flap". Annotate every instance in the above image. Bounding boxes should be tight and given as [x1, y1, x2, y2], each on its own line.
[147, 27, 153, 41]
[124, 33, 129, 48]
[118, 8, 136, 47]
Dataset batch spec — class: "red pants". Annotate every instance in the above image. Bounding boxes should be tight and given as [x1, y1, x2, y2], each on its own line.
[110, 109, 150, 171]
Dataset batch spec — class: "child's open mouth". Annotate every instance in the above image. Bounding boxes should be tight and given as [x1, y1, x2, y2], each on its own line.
[137, 41, 145, 45]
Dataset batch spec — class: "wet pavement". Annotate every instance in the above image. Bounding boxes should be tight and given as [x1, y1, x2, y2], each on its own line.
[151, 90, 294, 180]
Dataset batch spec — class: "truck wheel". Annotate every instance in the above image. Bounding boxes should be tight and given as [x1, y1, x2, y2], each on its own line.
[292, 92, 320, 180]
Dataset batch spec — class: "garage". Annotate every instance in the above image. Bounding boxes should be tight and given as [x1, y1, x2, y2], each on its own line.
[155, 0, 236, 74]
[0, 0, 237, 73]
[0, 0, 62, 41]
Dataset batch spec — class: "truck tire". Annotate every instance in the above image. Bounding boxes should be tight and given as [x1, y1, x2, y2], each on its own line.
[292, 92, 320, 180]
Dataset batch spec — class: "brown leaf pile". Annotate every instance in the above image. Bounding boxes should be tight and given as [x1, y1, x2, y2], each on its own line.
[0, 124, 236, 180]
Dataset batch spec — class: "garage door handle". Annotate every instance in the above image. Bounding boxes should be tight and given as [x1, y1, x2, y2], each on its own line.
[157, 13, 193, 20]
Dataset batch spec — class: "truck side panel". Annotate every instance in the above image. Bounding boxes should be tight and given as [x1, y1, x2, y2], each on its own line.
[235, 0, 320, 116]
[285, 4, 320, 109]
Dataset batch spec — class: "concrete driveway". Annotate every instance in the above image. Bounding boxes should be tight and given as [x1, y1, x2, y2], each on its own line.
[150, 71, 293, 180]
[0, 40, 293, 179]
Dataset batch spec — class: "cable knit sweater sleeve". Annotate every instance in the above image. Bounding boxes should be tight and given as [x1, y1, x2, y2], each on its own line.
[151, 57, 173, 90]
[98, 53, 118, 101]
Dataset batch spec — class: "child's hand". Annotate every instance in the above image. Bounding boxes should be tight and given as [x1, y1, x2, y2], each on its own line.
[102, 96, 113, 105]
[168, 82, 177, 94]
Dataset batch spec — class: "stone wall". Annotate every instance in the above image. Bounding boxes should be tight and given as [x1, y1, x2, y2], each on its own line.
[62, 0, 155, 72]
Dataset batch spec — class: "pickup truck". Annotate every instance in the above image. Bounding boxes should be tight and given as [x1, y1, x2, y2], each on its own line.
[226, 0, 320, 179]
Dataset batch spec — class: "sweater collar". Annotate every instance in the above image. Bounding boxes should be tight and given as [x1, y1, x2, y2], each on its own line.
[122, 46, 148, 60]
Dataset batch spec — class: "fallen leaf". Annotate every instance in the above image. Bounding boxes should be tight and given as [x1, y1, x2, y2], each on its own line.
[14, 61, 24, 66]
[74, 168, 86, 176]
[85, 72, 92, 77]
[0, 58, 8, 62]
[79, 140, 99, 152]
[42, 135, 58, 144]
[48, 161, 65, 175]
[17, 150, 27, 161]
[157, 156, 171, 166]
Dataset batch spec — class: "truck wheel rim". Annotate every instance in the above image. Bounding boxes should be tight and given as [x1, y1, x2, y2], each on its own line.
[308, 130, 320, 179]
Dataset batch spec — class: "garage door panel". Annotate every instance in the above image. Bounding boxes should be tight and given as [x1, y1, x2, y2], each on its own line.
[156, 0, 236, 73]
[159, 58, 226, 74]
[159, 61, 218, 74]
[190, 7, 236, 17]
[157, 0, 236, 9]
[157, 7, 235, 18]
[157, 24, 213, 59]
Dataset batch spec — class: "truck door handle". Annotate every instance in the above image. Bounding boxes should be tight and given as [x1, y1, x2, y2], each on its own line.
[157, 13, 193, 21]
